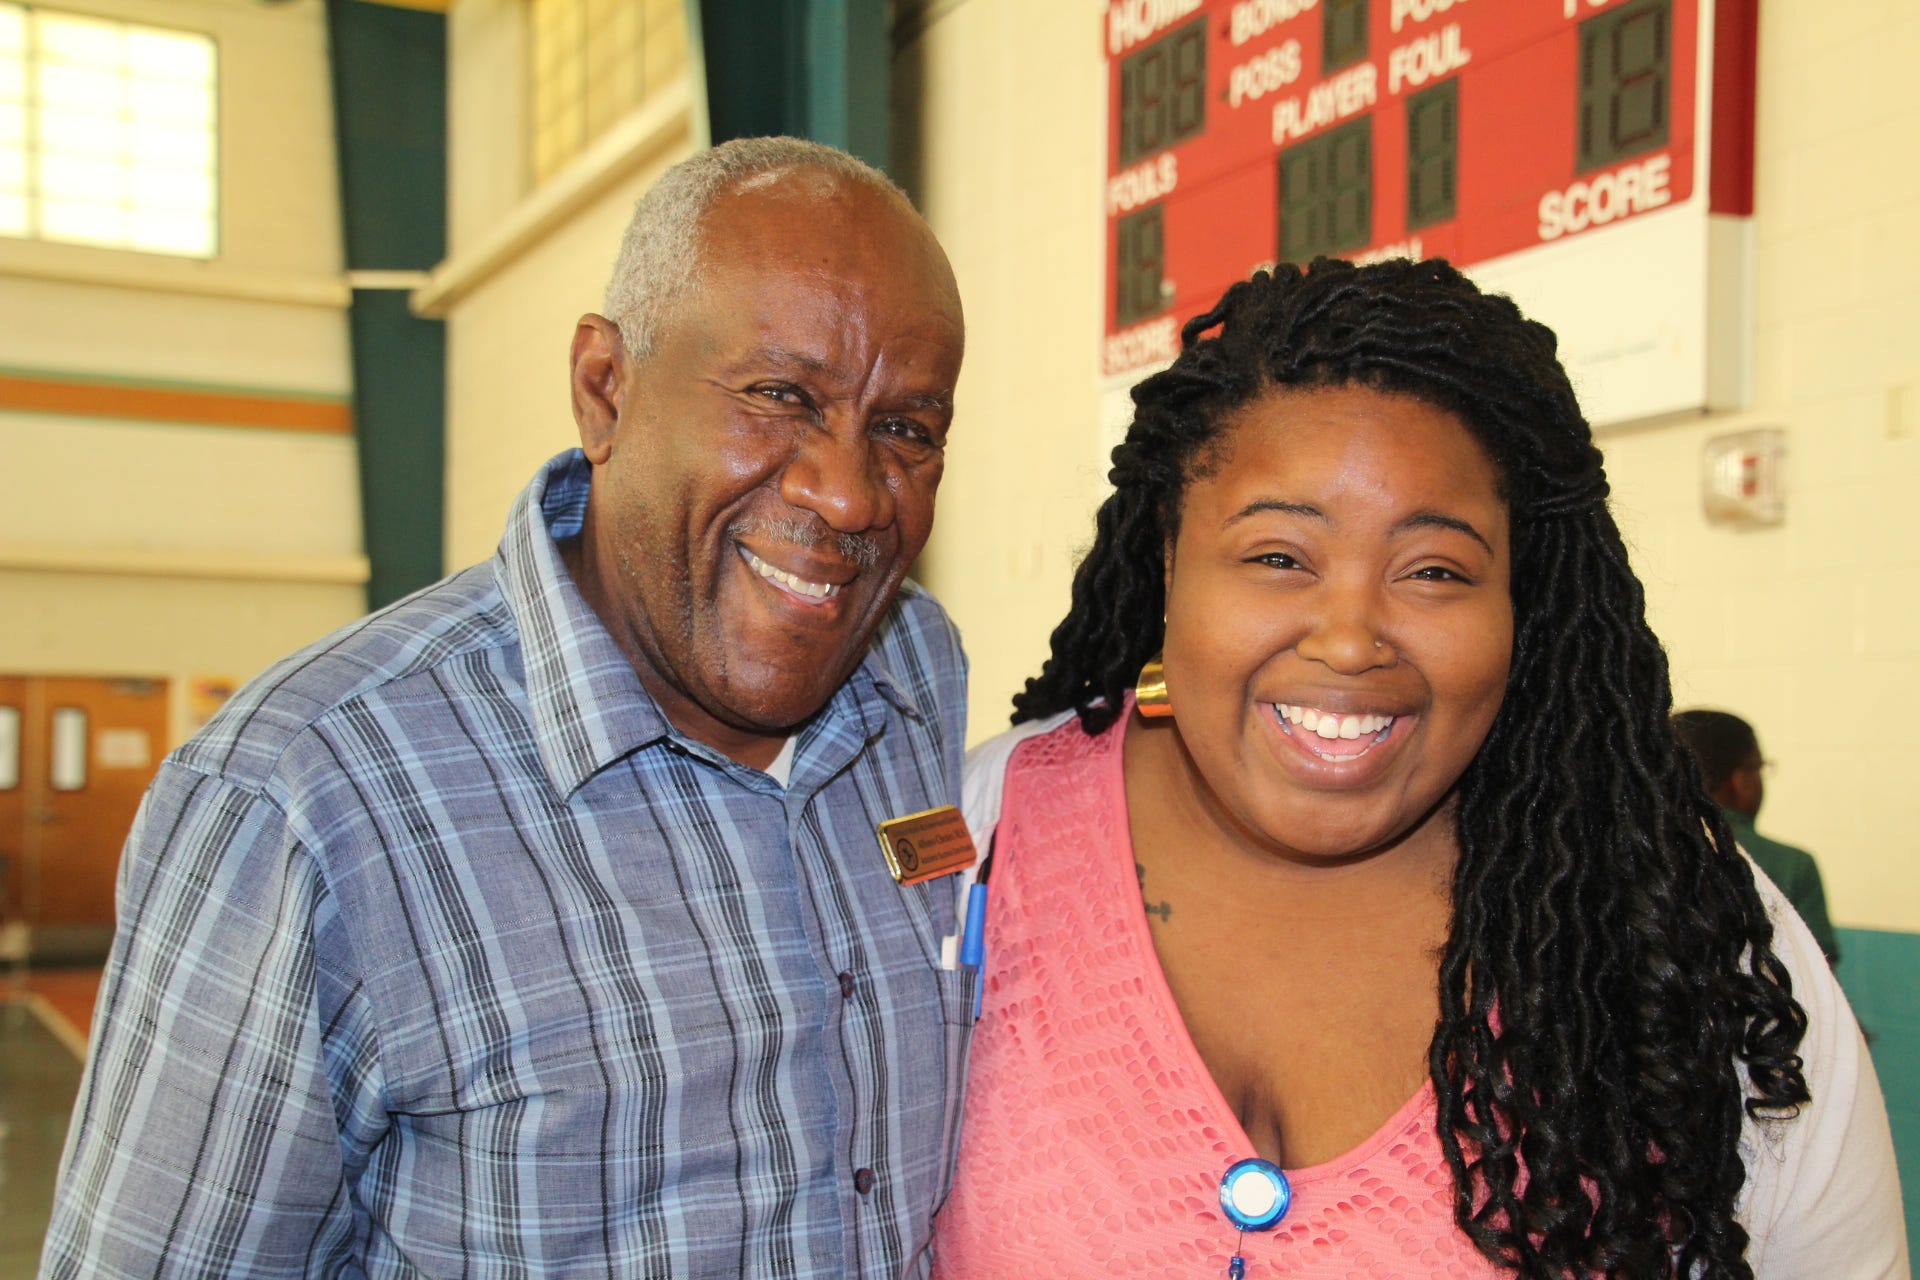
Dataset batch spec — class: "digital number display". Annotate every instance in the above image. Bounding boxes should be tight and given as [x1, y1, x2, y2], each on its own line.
[1101, 0, 1740, 432]
[1115, 204, 1167, 327]
[1578, 0, 1672, 172]
[1406, 78, 1458, 230]
[1322, 0, 1369, 73]
[1118, 16, 1207, 168]
[1278, 117, 1372, 264]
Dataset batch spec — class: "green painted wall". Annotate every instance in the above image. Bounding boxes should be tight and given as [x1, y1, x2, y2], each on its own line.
[1837, 926, 1919, 1251]
[326, 0, 447, 610]
[694, 0, 889, 169]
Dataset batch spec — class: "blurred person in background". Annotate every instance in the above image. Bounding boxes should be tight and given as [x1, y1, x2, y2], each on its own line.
[1673, 708, 1840, 966]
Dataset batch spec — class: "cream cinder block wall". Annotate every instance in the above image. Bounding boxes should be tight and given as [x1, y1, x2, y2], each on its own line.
[900, 0, 1920, 932]
[0, 0, 361, 743]
[1600, 0, 1920, 933]
[438, 0, 694, 569]
[897, 0, 1110, 745]
[442, 169, 691, 565]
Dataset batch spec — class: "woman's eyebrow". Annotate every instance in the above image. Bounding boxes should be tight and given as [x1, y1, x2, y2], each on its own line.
[1223, 498, 1322, 526]
[1394, 510, 1494, 554]
[1222, 500, 1495, 555]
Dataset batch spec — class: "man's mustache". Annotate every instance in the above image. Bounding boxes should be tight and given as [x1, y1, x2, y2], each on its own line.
[730, 514, 882, 569]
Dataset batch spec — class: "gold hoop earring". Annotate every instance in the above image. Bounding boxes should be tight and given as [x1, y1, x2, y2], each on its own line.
[1134, 654, 1173, 719]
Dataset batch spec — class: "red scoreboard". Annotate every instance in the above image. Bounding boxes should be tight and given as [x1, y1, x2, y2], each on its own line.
[1101, 0, 1759, 434]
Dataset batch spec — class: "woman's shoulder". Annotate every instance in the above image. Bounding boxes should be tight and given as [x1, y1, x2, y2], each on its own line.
[960, 709, 1084, 845]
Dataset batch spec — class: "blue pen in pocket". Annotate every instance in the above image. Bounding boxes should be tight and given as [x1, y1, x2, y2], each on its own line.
[959, 841, 994, 1020]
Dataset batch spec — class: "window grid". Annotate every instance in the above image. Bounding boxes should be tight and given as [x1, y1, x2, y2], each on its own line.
[0, 1, 217, 258]
[529, 0, 685, 187]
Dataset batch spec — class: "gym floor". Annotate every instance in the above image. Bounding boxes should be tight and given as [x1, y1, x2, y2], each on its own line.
[0, 968, 96, 1277]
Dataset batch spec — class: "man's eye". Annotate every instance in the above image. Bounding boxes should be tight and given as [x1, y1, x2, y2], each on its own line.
[878, 418, 938, 448]
[749, 383, 806, 405]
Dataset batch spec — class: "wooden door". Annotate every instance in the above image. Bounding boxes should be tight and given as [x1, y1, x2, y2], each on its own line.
[0, 676, 169, 959]
[0, 675, 24, 945]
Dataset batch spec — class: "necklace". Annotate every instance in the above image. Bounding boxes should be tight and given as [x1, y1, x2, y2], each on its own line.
[1218, 1158, 1292, 1278]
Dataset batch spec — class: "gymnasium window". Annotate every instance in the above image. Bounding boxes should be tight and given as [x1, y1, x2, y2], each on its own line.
[0, 2, 217, 258]
[528, 0, 685, 186]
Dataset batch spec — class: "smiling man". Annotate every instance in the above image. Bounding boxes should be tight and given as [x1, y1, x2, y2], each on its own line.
[43, 139, 972, 1280]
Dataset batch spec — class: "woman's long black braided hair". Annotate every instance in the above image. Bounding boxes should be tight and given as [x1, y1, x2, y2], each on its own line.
[1014, 258, 1809, 1278]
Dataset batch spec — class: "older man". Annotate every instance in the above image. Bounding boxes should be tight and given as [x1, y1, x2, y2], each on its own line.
[43, 138, 971, 1278]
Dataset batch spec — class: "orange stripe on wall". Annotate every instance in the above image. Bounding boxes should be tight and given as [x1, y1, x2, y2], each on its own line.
[0, 373, 353, 435]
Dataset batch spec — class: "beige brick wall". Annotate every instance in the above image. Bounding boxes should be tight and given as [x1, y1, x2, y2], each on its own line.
[1602, 0, 1920, 931]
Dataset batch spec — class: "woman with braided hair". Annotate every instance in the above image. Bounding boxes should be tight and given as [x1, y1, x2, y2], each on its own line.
[931, 258, 1904, 1278]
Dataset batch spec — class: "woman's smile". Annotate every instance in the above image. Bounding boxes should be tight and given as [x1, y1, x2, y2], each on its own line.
[1270, 701, 1401, 763]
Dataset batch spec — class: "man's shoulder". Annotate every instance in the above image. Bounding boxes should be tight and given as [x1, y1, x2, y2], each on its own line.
[869, 579, 966, 682]
[173, 562, 517, 791]
[853, 579, 968, 755]
[1740, 824, 1819, 877]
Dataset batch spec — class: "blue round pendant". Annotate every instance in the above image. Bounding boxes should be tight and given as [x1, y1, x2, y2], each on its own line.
[1219, 1158, 1292, 1232]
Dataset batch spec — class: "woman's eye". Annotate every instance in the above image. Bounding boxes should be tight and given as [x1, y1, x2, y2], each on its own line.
[1252, 552, 1301, 570]
[1408, 565, 1469, 583]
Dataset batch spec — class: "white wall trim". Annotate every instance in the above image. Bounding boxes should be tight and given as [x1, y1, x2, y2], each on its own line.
[0, 239, 352, 309]
[346, 270, 433, 291]
[412, 75, 695, 319]
[0, 542, 370, 585]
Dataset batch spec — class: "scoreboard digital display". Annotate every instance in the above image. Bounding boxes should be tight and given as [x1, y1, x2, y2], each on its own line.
[1101, 0, 1758, 433]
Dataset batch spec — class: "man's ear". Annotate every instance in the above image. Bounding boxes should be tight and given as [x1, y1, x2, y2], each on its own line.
[571, 314, 627, 464]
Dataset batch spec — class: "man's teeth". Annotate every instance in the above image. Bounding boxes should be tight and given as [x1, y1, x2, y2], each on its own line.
[743, 548, 842, 600]
[1274, 703, 1395, 741]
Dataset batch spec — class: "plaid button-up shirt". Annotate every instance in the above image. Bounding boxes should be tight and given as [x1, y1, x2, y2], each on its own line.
[43, 450, 973, 1279]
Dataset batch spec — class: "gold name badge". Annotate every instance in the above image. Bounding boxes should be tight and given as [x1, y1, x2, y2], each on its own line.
[876, 805, 978, 886]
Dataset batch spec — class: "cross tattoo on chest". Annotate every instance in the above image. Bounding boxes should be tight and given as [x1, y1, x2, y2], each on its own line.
[1137, 861, 1173, 923]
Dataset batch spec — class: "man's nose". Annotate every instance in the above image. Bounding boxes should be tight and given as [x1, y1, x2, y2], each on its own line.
[779, 429, 894, 533]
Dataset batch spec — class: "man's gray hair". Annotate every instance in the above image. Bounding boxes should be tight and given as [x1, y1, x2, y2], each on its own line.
[604, 136, 910, 358]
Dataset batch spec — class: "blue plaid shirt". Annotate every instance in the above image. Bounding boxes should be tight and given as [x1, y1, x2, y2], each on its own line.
[42, 450, 973, 1279]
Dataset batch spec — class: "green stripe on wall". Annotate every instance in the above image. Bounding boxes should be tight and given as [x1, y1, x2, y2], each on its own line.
[1837, 926, 1920, 1252]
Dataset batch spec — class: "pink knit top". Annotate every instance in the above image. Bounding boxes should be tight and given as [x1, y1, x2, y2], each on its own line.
[932, 715, 1502, 1278]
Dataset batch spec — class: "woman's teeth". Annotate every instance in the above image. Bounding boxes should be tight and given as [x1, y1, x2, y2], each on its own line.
[742, 548, 842, 600]
[1273, 702, 1395, 745]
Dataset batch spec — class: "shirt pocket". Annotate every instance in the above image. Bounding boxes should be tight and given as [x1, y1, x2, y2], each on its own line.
[930, 962, 979, 1205]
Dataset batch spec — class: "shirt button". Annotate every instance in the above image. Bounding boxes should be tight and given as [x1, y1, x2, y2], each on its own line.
[853, 1167, 876, 1195]
[837, 971, 855, 999]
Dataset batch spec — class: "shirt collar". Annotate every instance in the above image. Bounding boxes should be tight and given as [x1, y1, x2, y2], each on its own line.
[494, 450, 670, 796]
[844, 609, 935, 726]
[495, 449, 928, 797]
